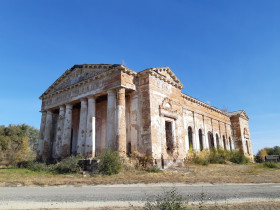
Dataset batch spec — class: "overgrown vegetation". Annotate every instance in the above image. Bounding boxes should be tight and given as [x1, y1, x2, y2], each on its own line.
[255, 146, 280, 163]
[98, 149, 122, 175]
[22, 155, 83, 174]
[0, 124, 39, 166]
[187, 148, 250, 166]
[144, 188, 232, 210]
[144, 188, 187, 210]
[262, 162, 280, 169]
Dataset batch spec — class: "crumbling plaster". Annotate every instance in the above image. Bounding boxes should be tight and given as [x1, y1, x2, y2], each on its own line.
[37, 64, 254, 166]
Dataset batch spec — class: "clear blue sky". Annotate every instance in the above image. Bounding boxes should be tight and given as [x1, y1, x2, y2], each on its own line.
[0, 0, 279, 154]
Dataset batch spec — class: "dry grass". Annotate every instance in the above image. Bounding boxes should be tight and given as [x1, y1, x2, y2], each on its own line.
[23, 201, 280, 209]
[0, 163, 279, 186]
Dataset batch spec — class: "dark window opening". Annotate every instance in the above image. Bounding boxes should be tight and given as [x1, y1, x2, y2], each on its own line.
[188, 126, 193, 150]
[208, 131, 214, 149]
[229, 137, 232, 151]
[216, 134, 219, 149]
[127, 142, 132, 157]
[223, 135, 226, 150]
[199, 129, 203, 151]
[165, 121, 173, 155]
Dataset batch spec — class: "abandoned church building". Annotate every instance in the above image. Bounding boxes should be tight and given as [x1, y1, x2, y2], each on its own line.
[37, 64, 254, 167]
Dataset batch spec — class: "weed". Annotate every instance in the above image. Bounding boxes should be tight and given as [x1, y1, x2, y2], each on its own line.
[144, 187, 188, 210]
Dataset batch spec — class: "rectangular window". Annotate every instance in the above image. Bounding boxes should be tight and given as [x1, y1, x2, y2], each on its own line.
[165, 121, 173, 154]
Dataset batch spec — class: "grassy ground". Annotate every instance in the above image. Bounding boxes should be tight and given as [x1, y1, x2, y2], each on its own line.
[0, 163, 279, 186]
[19, 201, 280, 209]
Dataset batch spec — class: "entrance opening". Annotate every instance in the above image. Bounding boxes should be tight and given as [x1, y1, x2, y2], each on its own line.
[165, 121, 173, 155]
[188, 126, 193, 150]
[199, 129, 203, 151]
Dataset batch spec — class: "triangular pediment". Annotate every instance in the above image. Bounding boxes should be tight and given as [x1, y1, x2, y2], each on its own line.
[151, 67, 184, 89]
[228, 110, 249, 120]
[240, 111, 249, 120]
[40, 64, 116, 98]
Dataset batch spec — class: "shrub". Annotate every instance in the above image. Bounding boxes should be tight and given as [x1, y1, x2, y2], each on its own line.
[187, 148, 250, 166]
[229, 151, 250, 164]
[98, 149, 122, 175]
[263, 162, 279, 169]
[193, 154, 209, 166]
[209, 148, 230, 164]
[52, 155, 83, 174]
[145, 188, 187, 210]
[146, 166, 162, 173]
[26, 160, 48, 172]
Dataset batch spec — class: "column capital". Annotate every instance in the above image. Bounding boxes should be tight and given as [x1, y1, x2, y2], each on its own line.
[59, 105, 65, 110]
[107, 89, 116, 94]
[46, 110, 53, 115]
[87, 95, 96, 100]
[65, 104, 73, 109]
[81, 98, 88, 103]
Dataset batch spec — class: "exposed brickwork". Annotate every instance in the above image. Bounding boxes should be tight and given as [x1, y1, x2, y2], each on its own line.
[37, 64, 254, 166]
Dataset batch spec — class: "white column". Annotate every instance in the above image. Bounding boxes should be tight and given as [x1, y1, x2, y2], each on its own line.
[37, 111, 47, 160]
[116, 88, 126, 155]
[85, 96, 96, 158]
[77, 99, 88, 155]
[61, 104, 72, 158]
[54, 106, 65, 158]
[106, 89, 116, 149]
[130, 91, 138, 153]
[42, 111, 53, 161]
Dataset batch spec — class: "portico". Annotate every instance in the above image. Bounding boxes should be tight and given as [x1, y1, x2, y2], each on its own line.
[37, 64, 254, 165]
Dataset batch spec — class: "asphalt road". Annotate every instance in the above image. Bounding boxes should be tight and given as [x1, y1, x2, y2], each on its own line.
[0, 183, 279, 209]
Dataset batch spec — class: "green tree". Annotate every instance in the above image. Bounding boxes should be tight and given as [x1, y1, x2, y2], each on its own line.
[0, 124, 39, 166]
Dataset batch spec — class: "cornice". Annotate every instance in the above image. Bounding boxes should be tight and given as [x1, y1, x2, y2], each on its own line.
[182, 93, 228, 117]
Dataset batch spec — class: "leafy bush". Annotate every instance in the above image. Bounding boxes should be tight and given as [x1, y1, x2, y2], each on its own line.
[192, 153, 209, 166]
[98, 149, 122, 175]
[187, 148, 249, 166]
[51, 155, 83, 174]
[25, 160, 48, 172]
[263, 162, 279, 169]
[230, 151, 250, 164]
[146, 166, 162, 173]
[209, 148, 230, 164]
[145, 188, 187, 210]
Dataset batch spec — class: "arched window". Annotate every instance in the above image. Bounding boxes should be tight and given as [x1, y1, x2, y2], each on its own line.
[223, 135, 226, 150]
[229, 137, 232, 151]
[208, 131, 214, 149]
[216, 134, 219, 149]
[188, 126, 193, 150]
[199, 129, 203, 151]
